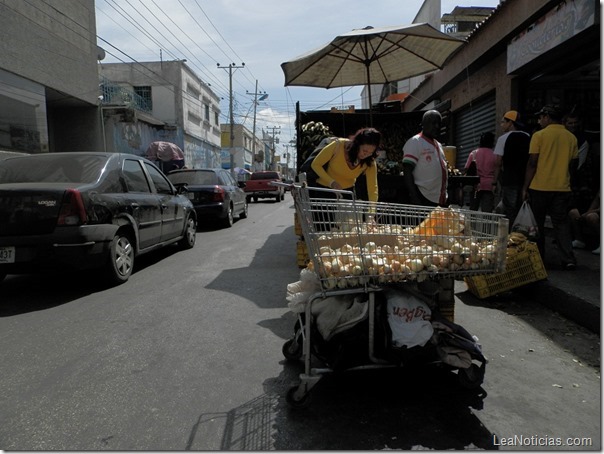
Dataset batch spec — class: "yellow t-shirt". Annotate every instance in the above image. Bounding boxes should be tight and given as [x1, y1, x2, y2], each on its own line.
[529, 124, 578, 192]
[311, 139, 379, 202]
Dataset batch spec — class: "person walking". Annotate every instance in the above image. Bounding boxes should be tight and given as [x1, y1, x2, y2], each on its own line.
[402, 110, 448, 207]
[522, 105, 579, 270]
[492, 111, 530, 227]
[463, 132, 497, 212]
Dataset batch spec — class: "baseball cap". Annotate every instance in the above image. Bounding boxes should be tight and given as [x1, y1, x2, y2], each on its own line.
[535, 104, 562, 117]
[503, 110, 524, 128]
[503, 111, 519, 122]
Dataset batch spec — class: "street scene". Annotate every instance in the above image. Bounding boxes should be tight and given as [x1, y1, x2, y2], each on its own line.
[0, 200, 600, 450]
[0, 0, 601, 451]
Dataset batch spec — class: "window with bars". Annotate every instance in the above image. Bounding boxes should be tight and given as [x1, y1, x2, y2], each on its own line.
[133, 86, 152, 110]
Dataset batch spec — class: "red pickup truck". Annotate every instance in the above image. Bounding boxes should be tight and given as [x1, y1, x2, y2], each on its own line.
[244, 171, 285, 203]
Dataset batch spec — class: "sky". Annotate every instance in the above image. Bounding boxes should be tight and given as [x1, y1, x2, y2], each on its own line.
[95, 0, 500, 159]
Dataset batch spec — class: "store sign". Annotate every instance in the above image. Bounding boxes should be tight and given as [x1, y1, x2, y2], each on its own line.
[507, 0, 595, 73]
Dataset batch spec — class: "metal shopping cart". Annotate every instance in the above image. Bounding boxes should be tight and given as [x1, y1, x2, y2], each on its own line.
[281, 183, 508, 408]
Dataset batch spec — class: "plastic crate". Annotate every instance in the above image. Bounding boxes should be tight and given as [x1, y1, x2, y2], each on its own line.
[294, 212, 302, 238]
[296, 240, 309, 268]
[464, 242, 547, 298]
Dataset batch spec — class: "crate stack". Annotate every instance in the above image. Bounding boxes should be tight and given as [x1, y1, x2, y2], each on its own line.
[295, 212, 310, 268]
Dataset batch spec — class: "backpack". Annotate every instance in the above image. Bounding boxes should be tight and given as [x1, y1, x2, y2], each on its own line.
[298, 137, 338, 186]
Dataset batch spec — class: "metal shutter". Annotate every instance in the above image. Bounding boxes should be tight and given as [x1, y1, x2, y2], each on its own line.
[453, 94, 496, 168]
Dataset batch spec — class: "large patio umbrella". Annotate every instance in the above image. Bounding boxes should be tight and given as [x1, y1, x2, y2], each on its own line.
[281, 23, 465, 124]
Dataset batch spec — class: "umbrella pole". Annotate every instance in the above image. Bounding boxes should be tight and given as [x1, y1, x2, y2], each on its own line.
[365, 63, 373, 127]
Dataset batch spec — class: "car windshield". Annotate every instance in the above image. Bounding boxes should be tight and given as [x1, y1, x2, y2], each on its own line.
[0, 154, 107, 184]
[169, 171, 218, 185]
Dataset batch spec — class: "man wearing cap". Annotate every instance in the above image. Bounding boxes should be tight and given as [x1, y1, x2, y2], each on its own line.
[492, 110, 530, 227]
[523, 105, 579, 270]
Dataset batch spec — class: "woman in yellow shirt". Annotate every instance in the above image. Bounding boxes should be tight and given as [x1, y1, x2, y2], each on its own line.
[310, 127, 381, 201]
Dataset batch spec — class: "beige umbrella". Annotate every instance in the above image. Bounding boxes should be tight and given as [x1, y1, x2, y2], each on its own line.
[281, 23, 465, 123]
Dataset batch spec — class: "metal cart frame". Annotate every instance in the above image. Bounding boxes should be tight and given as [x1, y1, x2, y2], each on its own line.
[282, 183, 508, 407]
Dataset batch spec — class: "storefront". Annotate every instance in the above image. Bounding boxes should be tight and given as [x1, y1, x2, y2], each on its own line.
[508, 0, 599, 134]
[402, 0, 600, 172]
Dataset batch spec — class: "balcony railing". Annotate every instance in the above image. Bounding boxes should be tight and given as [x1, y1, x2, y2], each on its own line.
[99, 76, 152, 112]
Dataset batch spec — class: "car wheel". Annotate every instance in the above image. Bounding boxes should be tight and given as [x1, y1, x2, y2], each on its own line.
[178, 214, 196, 249]
[253, 196, 258, 203]
[221, 203, 234, 228]
[239, 200, 248, 219]
[105, 231, 134, 285]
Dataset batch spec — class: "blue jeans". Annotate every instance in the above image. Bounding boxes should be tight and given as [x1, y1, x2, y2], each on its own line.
[528, 190, 576, 266]
[501, 185, 523, 231]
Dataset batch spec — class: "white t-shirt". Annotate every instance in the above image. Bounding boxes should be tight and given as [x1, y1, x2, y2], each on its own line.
[403, 133, 448, 204]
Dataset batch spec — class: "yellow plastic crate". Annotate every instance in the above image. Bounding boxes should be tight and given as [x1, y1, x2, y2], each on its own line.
[296, 240, 309, 268]
[465, 242, 547, 298]
[294, 212, 302, 238]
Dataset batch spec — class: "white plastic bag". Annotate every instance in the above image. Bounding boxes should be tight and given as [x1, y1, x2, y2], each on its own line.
[512, 201, 539, 240]
[385, 288, 433, 348]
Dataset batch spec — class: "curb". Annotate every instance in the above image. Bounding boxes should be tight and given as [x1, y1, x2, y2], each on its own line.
[517, 280, 600, 334]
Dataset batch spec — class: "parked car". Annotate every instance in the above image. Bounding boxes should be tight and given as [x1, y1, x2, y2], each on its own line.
[0, 152, 197, 285]
[167, 168, 248, 228]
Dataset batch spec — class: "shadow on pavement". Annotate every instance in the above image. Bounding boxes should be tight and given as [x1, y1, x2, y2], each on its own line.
[186, 364, 495, 450]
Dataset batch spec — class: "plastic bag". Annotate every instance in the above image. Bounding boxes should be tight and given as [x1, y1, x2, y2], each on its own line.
[385, 288, 433, 348]
[512, 201, 538, 240]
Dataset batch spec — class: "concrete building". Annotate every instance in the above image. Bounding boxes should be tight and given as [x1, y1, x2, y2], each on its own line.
[99, 60, 222, 169]
[400, 0, 600, 168]
[0, 0, 102, 153]
[220, 123, 268, 172]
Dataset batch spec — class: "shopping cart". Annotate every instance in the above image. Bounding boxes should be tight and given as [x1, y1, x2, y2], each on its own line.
[280, 182, 508, 407]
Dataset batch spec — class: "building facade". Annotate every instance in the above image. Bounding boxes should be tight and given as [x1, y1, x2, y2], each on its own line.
[401, 0, 600, 168]
[0, 0, 102, 153]
[99, 60, 222, 168]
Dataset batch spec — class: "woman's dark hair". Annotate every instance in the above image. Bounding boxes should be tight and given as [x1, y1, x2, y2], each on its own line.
[479, 131, 495, 148]
[346, 127, 382, 166]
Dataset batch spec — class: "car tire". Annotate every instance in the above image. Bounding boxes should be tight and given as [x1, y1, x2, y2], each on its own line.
[105, 231, 134, 285]
[253, 196, 258, 203]
[221, 203, 234, 228]
[178, 214, 197, 249]
[239, 201, 248, 219]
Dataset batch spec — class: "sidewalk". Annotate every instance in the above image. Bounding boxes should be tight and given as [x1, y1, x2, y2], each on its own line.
[515, 233, 601, 334]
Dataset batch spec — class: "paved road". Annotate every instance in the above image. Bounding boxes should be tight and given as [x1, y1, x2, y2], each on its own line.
[0, 194, 599, 450]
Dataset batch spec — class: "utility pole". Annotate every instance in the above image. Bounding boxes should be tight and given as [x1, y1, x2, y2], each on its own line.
[265, 126, 281, 171]
[246, 81, 267, 172]
[217, 63, 244, 175]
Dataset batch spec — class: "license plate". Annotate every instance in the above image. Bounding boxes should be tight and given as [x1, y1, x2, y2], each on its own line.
[0, 246, 15, 263]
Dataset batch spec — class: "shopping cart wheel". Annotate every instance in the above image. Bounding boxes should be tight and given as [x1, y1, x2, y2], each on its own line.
[282, 337, 303, 361]
[458, 363, 485, 389]
[286, 386, 310, 408]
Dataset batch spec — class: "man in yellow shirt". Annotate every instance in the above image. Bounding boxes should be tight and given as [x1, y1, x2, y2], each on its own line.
[523, 105, 579, 270]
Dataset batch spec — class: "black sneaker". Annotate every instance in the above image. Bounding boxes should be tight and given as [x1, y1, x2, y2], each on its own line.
[564, 262, 577, 271]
